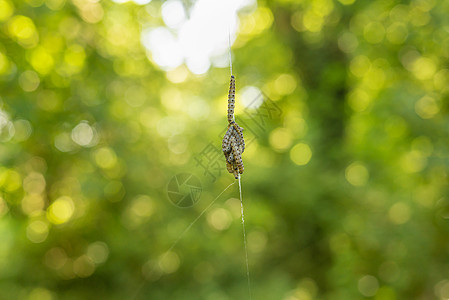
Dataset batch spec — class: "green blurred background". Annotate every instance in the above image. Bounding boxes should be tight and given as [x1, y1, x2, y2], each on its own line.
[0, 0, 448, 299]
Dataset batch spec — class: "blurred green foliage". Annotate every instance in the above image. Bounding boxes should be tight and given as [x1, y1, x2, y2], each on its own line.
[0, 0, 448, 299]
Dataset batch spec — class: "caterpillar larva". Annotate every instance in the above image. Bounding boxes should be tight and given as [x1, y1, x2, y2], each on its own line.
[227, 75, 236, 124]
[222, 75, 245, 179]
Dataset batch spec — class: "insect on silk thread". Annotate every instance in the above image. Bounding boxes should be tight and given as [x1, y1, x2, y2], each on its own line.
[222, 77, 245, 178]
[225, 23, 252, 300]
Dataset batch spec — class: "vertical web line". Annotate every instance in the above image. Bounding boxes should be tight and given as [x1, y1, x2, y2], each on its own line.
[229, 32, 233, 76]
[228, 21, 232, 76]
[229, 6, 251, 298]
[228, 10, 235, 122]
[239, 174, 251, 300]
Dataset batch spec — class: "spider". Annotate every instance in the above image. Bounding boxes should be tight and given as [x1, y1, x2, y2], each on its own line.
[222, 75, 245, 179]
